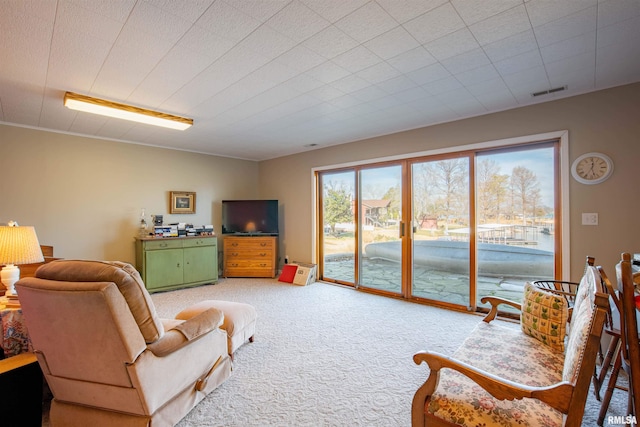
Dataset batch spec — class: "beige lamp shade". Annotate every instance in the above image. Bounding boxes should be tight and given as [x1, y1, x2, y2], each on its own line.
[0, 225, 44, 266]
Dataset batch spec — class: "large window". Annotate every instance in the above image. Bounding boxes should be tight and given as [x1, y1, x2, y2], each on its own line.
[316, 136, 564, 312]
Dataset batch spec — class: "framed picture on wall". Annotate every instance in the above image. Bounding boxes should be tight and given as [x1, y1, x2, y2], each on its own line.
[170, 191, 196, 214]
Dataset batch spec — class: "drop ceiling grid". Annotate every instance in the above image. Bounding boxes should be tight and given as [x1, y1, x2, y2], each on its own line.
[1, 0, 640, 160]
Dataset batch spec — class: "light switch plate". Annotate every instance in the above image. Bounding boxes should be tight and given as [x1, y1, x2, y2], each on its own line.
[582, 213, 598, 225]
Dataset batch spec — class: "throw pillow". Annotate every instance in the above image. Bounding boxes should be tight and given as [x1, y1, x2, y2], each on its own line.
[521, 281, 569, 352]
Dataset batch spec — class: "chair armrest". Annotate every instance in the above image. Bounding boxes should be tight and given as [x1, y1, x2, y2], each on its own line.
[480, 296, 522, 322]
[413, 350, 573, 413]
[146, 308, 224, 357]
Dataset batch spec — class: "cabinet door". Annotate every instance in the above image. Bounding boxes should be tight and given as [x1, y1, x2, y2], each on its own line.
[183, 245, 217, 284]
[145, 248, 183, 290]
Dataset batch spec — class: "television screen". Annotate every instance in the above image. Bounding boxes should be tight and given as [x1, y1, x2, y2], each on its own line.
[221, 200, 279, 235]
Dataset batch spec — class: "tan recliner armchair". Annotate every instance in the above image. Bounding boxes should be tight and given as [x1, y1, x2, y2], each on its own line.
[16, 260, 232, 427]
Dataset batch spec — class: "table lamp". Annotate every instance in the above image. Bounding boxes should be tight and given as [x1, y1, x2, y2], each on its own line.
[0, 222, 44, 298]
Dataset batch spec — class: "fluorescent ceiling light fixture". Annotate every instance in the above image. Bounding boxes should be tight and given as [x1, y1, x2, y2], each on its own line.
[64, 92, 193, 130]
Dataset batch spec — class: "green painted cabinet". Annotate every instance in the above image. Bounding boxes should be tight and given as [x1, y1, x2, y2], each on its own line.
[135, 236, 218, 292]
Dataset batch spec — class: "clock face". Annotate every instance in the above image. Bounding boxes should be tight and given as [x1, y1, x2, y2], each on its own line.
[571, 152, 613, 185]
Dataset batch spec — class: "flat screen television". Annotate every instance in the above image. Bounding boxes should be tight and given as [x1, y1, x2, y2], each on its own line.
[221, 200, 279, 235]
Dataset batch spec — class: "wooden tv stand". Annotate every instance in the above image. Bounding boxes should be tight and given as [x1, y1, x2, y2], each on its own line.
[223, 235, 277, 278]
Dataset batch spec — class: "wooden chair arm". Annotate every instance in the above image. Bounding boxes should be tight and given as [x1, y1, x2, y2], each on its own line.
[480, 296, 522, 322]
[413, 350, 573, 413]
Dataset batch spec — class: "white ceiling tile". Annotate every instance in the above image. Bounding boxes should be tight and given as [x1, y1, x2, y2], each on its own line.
[421, 76, 464, 95]
[330, 74, 371, 94]
[387, 47, 437, 73]
[376, 0, 448, 23]
[455, 64, 500, 86]
[283, 74, 326, 94]
[332, 46, 381, 73]
[251, 61, 299, 86]
[303, 26, 359, 59]
[67, 0, 134, 22]
[276, 45, 327, 72]
[403, 3, 466, 44]
[370, 95, 404, 110]
[327, 94, 362, 109]
[300, 0, 369, 23]
[436, 87, 486, 115]
[335, 1, 398, 43]
[146, 0, 214, 22]
[306, 61, 351, 84]
[195, 0, 261, 43]
[597, 0, 640, 28]
[178, 25, 236, 62]
[128, 48, 214, 106]
[357, 62, 401, 84]
[393, 86, 431, 103]
[345, 102, 382, 118]
[526, 0, 597, 27]
[92, 44, 162, 100]
[224, 0, 289, 22]
[539, 31, 595, 65]
[57, 0, 125, 44]
[596, 40, 640, 86]
[465, 77, 511, 96]
[441, 48, 491, 75]
[483, 29, 538, 63]
[0, 88, 45, 125]
[237, 24, 298, 59]
[501, 66, 550, 96]
[533, 6, 596, 48]
[424, 28, 480, 61]
[364, 27, 420, 60]
[596, 14, 640, 49]
[267, 1, 330, 42]
[406, 63, 451, 85]
[0, 12, 51, 82]
[351, 85, 389, 102]
[469, 5, 531, 46]
[307, 85, 346, 101]
[546, 53, 596, 90]
[124, 1, 192, 43]
[375, 75, 417, 95]
[451, 0, 521, 25]
[474, 90, 518, 111]
[494, 49, 544, 76]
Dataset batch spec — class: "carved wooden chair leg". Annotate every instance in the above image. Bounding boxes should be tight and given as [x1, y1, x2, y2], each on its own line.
[594, 335, 621, 401]
[598, 350, 624, 425]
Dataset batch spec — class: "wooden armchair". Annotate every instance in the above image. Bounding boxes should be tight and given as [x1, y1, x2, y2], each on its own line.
[412, 264, 609, 427]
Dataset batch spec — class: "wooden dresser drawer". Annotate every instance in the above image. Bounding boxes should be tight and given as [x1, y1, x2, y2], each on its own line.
[223, 236, 277, 278]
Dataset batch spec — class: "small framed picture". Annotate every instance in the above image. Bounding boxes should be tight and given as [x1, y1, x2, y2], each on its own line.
[170, 191, 196, 214]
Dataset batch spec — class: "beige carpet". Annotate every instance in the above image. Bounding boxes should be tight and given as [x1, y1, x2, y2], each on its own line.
[145, 278, 629, 427]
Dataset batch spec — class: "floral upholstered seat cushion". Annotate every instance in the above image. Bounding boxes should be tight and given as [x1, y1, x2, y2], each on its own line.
[427, 322, 565, 427]
[521, 282, 569, 352]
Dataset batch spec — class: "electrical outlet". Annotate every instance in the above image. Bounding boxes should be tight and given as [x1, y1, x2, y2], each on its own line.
[582, 213, 598, 226]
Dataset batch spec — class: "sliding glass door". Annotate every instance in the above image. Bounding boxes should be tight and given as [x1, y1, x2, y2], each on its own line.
[474, 145, 557, 309]
[319, 170, 356, 284]
[410, 156, 470, 305]
[318, 140, 560, 312]
[359, 165, 403, 294]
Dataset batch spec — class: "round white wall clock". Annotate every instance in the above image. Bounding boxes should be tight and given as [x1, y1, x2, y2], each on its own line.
[571, 152, 614, 185]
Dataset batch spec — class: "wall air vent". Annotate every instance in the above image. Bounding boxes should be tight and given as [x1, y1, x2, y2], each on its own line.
[531, 86, 567, 97]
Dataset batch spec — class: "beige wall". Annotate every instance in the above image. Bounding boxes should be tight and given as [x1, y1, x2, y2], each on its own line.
[0, 125, 259, 264]
[260, 83, 640, 280]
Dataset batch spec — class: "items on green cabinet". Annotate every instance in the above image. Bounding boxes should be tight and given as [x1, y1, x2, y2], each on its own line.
[135, 236, 217, 292]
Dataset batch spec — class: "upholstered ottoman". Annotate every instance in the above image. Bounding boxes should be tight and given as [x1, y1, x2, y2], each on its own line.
[176, 300, 257, 360]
